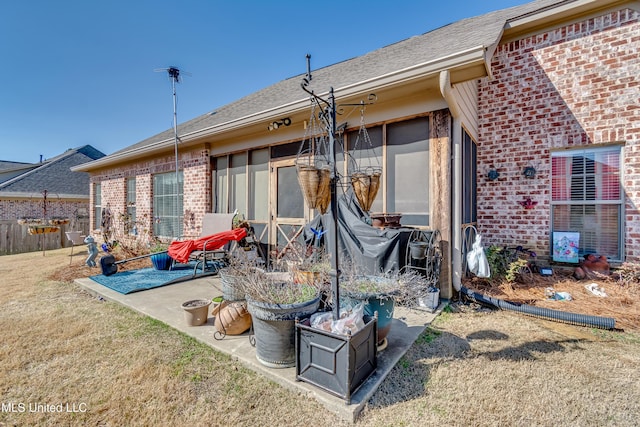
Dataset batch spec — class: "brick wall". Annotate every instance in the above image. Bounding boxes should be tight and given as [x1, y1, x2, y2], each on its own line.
[0, 198, 87, 222]
[89, 145, 211, 244]
[478, 8, 640, 261]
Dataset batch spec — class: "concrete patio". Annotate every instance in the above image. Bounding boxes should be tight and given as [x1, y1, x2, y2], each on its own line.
[75, 274, 441, 422]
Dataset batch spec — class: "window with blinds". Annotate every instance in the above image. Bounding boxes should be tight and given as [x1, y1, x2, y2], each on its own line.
[551, 146, 622, 260]
[126, 178, 136, 235]
[94, 183, 102, 230]
[153, 171, 183, 238]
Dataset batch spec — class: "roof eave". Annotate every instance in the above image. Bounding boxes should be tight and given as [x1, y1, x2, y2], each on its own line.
[503, 0, 631, 41]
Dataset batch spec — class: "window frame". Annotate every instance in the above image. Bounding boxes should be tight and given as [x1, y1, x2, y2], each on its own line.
[126, 178, 137, 235]
[152, 171, 184, 238]
[550, 145, 624, 261]
[94, 183, 102, 230]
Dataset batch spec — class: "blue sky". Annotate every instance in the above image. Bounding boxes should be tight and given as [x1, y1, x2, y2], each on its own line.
[1, 0, 530, 164]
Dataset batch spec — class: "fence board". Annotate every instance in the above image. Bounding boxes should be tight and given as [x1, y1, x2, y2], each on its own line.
[0, 219, 90, 255]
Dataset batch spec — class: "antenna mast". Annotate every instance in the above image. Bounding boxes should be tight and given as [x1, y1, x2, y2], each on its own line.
[169, 67, 181, 237]
[155, 66, 184, 237]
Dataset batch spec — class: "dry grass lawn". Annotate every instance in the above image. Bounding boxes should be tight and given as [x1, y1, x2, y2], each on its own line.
[1, 248, 639, 426]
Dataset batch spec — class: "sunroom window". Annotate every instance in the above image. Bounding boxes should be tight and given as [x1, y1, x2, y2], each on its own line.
[387, 118, 430, 226]
[551, 146, 622, 260]
[347, 117, 430, 226]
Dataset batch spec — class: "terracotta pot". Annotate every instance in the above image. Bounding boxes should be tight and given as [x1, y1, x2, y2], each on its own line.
[214, 300, 252, 335]
[181, 299, 211, 326]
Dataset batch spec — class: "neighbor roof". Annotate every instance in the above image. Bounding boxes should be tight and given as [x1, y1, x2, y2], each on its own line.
[78, 0, 571, 170]
[0, 145, 106, 198]
[0, 161, 39, 185]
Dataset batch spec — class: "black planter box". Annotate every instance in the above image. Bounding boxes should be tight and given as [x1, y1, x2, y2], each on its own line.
[295, 314, 377, 404]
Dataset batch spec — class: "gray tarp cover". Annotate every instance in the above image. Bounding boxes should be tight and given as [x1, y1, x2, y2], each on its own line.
[305, 194, 413, 273]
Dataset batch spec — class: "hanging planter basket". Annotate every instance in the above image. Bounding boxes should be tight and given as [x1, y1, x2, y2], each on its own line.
[351, 169, 381, 213]
[296, 99, 333, 214]
[296, 163, 331, 214]
[27, 225, 60, 235]
[347, 105, 382, 213]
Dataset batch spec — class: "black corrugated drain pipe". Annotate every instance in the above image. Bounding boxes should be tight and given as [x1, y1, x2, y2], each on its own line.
[460, 286, 615, 330]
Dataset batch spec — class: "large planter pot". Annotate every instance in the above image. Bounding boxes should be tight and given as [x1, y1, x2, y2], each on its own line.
[344, 293, 395, 349]
[151, 252, 172, 270]
[296, 314, 378, 404]
[247, 295, 320, 368]
[182, 299, 211, 326]
[219, 269, 245, 301]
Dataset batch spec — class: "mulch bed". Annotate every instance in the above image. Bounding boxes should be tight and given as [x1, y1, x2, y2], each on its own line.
[462, 269, 640, 332]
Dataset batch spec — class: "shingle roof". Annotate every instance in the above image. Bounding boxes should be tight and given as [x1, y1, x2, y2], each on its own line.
[0, 145, 105, 197]
[106, 0, 563, 158]
[0, 161, 35, 172]
[0, 161, 39, 185]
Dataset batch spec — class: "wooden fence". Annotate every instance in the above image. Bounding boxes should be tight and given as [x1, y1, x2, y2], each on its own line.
[0, 219, 91, 256]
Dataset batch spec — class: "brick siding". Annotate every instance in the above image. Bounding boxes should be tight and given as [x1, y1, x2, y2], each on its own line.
[89, 145, 211, 244]
[0, 198, 87, 222]
[478, 8, 640, 261]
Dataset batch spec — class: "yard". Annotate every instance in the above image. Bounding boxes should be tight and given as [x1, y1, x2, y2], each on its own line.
[1, 248, 639, 426]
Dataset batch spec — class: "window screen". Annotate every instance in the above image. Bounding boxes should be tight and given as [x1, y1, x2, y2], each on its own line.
[230, 153, 247, 215]
[387, 117, 430, 226]
[249, 149, 269, 221]
[214, 156, 228, 213]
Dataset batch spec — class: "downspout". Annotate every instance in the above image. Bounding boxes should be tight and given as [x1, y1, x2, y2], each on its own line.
[439, 70, 462, 292]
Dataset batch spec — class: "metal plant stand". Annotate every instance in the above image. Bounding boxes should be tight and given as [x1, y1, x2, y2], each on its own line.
[405, 229, 443, 287]
[295, 55, 380, 403]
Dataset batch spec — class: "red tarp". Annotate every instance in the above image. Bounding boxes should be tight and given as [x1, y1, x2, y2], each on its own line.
[168, 228, 248, 264]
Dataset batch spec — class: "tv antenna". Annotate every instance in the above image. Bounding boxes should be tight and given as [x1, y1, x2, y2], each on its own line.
[154, 66, 190, 236]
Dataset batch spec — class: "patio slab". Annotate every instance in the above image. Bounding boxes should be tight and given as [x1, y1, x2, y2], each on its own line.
[75, 274, 442, 422]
